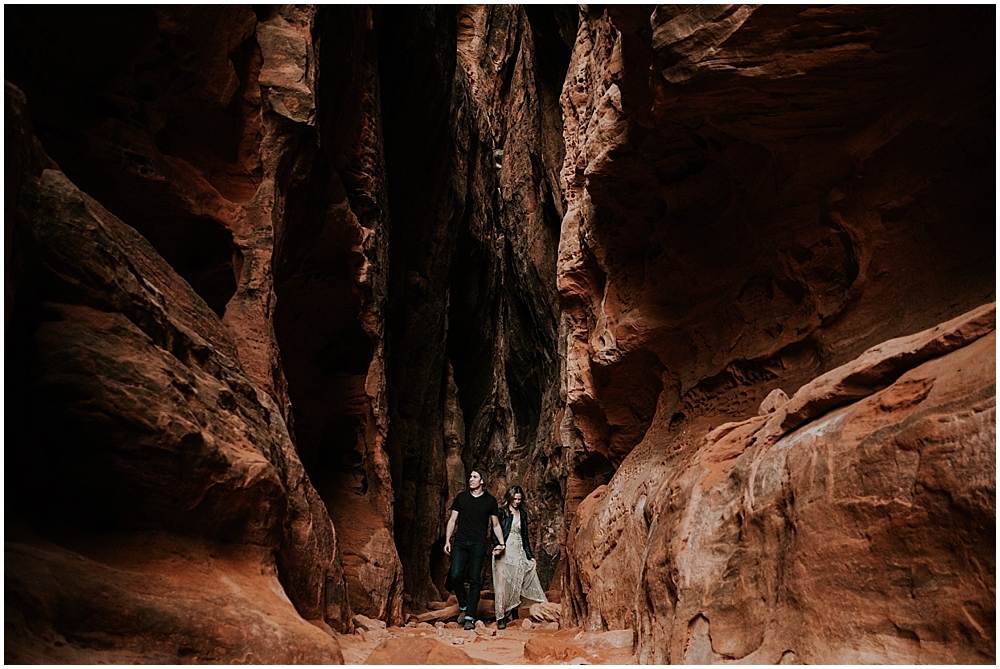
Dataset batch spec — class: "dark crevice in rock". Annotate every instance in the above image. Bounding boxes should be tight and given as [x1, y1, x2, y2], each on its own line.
[6, 5, 994, 664]
[272, 5, 403, 625]
[4, 6, 266, 318]
[376, 5, 464, 604]
[374, 4, 573, 600]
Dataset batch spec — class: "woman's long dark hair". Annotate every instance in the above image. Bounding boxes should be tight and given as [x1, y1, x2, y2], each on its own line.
[502, 485, 528, 517]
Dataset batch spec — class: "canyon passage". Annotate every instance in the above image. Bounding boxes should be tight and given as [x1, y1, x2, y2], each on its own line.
[5, 5, 995, 665]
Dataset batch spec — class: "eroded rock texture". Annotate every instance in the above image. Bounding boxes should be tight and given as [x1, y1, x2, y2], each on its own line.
[377, 5, 574, 601]
[6, 3, 576, 655]
[6, 83, 348, 661]
[5, 4, 995, 665]
[7, 4, 407, 634]
[566, 305, 995, 663]
[558, 5, 995, 664]
[450, 4, 578, 591]
[271, 6, 404, 625]
[559, 4, 993, 506]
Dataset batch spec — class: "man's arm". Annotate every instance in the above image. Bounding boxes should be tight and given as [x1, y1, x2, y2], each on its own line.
[491, 515, 505, 555]
[444, 510, 459, 555]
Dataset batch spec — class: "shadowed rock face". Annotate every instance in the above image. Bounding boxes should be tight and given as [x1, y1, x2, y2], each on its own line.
[5, 4, 995, 665]
[7, 4, 408, 636]
[271, 6, 404, 626]
[6, 82, 349, 661]
[5, 3, 575, 656]
[558, 6, 993, 508]
[449, 4, 577, 591]
[557, 5, 995, 663]
[7, 4, 296, 422]
[377, 5, 573, 601]
[6, 7, 250, 319]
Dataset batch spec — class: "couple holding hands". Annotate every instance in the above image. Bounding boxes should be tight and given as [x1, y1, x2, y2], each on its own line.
[443, 469, 547, 630]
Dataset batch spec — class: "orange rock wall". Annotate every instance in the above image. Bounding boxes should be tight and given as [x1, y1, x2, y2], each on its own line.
[556, 5, 995, 663]
[6, 5, 575, 659]
[5, 4, 995, 664]
[6, 82, 349, 661]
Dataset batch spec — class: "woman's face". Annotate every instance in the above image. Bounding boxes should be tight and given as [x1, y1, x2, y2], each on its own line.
[511, 493, 523, 508]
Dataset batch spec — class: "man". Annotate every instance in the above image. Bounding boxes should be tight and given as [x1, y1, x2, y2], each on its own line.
[444, 468, 506, 630]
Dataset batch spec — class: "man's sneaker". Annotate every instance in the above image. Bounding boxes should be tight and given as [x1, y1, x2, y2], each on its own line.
[464, 619, 475, 631]
[456, 607, 467, 625]
[497, 617, 506, 630]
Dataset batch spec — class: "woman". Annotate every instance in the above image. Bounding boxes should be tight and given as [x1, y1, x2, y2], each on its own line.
[491, 486, 548, 629]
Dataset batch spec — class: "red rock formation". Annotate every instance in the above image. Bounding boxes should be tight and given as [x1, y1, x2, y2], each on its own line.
[557, 4, 994, 663]
[523, 635, 590, 663]
[5, 4, 995, 665]
[7, 4, 315, 426]
[363, 637, 495, 665]
[378, 5, 573, 601]
[447, 3, 577, 590]
[7, 5, 406, 630]
[565, 304, 995, 663]
[5, 81, 349, 659]
[272, 6, 404, 625]
[558, 4, 993, 489]
[6, 529, 344, 664]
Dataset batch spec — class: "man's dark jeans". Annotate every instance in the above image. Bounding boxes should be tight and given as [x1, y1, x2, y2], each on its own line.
[447, 539, 489, 620]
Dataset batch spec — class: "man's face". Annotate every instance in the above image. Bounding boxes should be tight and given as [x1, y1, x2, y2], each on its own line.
[469, 471, 482, 490]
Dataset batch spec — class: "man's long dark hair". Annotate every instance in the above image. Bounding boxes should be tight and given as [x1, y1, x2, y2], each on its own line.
[502, 485, 528, 517]
[470, 467, 487, 487]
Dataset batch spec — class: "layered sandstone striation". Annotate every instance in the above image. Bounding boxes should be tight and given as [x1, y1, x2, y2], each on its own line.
[565, 304, 995, 663]
[5, 4, 995, 665]
[6, 82, 348, 660]
[557, 4, 995, 663]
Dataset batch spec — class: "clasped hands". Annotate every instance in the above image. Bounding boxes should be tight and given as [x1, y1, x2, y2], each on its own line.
[442, 541, 505, 557]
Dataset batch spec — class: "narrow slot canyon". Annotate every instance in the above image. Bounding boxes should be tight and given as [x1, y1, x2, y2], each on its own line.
[5, 5, 994, 665]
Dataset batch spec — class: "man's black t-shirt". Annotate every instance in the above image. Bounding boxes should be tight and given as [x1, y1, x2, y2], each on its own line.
[451, 490, 499, 544]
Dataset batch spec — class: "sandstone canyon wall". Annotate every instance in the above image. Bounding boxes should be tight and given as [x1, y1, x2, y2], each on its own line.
[5, 4, 995, 665]
[557, 4, 995, 664]
[6, 4, 574, 661]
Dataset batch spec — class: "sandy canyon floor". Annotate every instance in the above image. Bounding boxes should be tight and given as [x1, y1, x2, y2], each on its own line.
[338, 621, 636, 665]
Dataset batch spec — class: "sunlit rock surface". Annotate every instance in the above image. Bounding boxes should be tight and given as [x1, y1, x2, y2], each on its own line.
[564, 304, 995, 663]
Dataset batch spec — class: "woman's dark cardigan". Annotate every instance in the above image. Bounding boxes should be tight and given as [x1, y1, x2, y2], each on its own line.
[493, 506, 534, 560]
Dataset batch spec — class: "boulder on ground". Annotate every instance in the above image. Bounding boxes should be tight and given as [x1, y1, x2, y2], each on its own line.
[529, 601, 561, 622]
[582, 629, 634, 650]
[524, 636, 589, 664]
[364, 638, 495, 665]
[353, 614, 386, 631]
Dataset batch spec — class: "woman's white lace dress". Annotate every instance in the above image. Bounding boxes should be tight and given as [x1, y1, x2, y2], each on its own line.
[492, 510, 547, 620]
